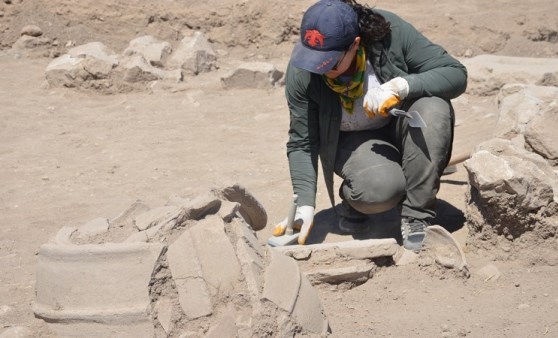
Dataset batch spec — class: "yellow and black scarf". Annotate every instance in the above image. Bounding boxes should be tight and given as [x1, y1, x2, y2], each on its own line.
[323, 46, 366, 114]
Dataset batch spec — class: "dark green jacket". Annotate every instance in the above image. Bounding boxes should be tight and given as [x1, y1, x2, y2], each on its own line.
[285, 9, 467, 208]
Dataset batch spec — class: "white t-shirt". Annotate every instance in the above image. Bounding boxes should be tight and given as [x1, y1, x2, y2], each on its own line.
[339, 61, 392, 131]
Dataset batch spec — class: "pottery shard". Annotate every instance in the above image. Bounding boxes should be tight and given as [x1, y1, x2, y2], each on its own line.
[76, 217, 109, 239]
[110, 200, 150, 227]
[213, 184, 268, 231]
[134, 206, 182, 231]
[262, 249, 301, 313]
[167, 230, 213, 319]
[34, 242, 164, 323]
[206, 312, 238, 338]
[291, 276, 329, 335]
[188, 216, 242, 296]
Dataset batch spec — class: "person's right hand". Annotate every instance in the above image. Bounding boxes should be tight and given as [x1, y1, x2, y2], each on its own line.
[363, 77, 409, 118]
[272, 205, 315, 245]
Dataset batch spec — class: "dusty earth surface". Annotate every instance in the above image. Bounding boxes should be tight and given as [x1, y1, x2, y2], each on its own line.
[1, 0, 558, 337]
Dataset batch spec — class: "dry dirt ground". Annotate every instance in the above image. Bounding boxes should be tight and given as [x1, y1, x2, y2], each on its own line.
[1, 0, 558, 337]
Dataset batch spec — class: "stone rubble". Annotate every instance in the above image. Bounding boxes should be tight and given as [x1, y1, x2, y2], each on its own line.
[464, 84, 558, 264]
[40, 32, 284, 93]
[221, 62, 284, 89]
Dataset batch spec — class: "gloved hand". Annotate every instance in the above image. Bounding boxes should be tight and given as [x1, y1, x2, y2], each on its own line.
[363, 77, 409, 118]
[272, 205, 315, 245]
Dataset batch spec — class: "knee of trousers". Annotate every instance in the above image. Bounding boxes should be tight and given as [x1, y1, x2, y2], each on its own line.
[342, 164, 406, 215]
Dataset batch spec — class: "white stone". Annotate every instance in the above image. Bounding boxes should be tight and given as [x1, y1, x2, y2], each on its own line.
[168, 31, 217, 75]
[525, 104, 558, 162]
[122, 35, 172, 68]
[495, 84, 558, 137]
[275, 238, 398, 260]
[68, 42, 119, 67]
[119, 55, 182, 83]
[221, 62, 283, 89]
[12, 35, 50, 50]
[462, 55, 558, 96]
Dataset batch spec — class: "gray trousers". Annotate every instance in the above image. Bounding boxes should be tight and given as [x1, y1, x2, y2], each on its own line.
[334, 97, 454, 220]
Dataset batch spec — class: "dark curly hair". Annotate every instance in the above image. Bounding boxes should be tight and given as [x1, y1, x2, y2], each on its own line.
[340, 0, 391, 44]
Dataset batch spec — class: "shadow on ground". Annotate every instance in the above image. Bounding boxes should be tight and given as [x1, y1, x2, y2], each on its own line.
[304, 198, 465, 245]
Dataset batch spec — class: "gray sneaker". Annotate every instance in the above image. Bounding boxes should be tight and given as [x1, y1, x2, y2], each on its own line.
[339, 201, 369, 234]
[401, 217, 429, 251]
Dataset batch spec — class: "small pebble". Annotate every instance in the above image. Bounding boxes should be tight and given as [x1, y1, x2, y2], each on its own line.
[20, 24, 43, 37]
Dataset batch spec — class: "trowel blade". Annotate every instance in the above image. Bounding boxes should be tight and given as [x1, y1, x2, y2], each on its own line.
[406, 110, 427, 128]
[389, 109, 427, 128]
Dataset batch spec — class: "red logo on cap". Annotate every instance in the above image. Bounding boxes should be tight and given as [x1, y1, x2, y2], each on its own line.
[304, 30, 325, 47]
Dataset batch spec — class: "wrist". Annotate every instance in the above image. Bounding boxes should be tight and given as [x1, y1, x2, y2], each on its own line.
[382, 77, 409, 100]
[298, 205, 315, 213]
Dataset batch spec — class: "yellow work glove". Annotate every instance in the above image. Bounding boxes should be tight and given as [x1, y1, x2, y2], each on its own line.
[272, 205, 315, 245]
[363, 77, 409, 118]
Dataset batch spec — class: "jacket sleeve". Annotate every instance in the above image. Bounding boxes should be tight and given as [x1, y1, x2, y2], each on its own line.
[284, 64, 320, 208]
[392, 15, 468, 99]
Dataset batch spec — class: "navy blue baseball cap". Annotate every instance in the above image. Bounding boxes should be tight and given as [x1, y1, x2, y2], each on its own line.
[290, 0, 359, 74]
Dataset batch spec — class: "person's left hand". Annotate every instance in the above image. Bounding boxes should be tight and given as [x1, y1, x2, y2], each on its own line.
[272, 205, 315, 245]
[363, 77, 409, 118]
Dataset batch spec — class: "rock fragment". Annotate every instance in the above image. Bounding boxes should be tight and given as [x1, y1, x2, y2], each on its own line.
[167, 31, 217, 75]
[276, 238, 398, 261]
[45, 42, 118, 89]
[221, 62, 284, 89]
[119, 55, 166, 83]
[305, 263, 374, 285]
[122, 35, 172, 68]
[12, 35, 50, 50]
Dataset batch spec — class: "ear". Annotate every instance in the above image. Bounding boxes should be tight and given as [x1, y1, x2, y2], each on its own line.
[354, 36, 361, 48]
